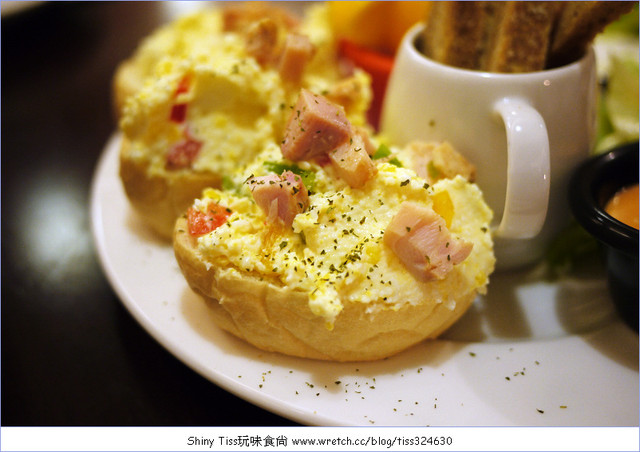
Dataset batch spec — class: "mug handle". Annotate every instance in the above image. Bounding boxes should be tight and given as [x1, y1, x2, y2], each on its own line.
[493, 97, 550, 239]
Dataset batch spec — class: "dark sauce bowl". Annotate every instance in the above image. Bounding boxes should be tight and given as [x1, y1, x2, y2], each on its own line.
[569, 141, 639, 331]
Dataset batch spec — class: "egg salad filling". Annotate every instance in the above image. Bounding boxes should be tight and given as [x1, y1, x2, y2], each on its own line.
[188, 142, 495, 328]
[118, 4, 372, 179]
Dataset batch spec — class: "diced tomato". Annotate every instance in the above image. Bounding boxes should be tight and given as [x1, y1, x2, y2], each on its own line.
[169, 74, 193, 122]
[175, 74, 192, 96]
[187, 203, 232, 236]
[170, 103, 188, 123]
[165, 135, 202, 170]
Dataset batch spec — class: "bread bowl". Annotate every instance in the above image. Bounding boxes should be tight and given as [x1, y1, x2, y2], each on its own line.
[116, 4, 372, 239]
[173, 91, 495, 361]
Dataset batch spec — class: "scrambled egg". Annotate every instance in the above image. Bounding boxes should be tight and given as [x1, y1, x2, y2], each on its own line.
[191, 143, 495, 328]
[118, 4, 371, 178]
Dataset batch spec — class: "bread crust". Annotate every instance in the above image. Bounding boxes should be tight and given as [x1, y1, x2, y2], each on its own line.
[173, 216, 477, 362]
[113, 58, 142, 119]
[120, 138, 222, 239]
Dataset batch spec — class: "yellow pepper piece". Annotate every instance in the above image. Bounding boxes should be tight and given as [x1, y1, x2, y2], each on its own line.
[432, 190, 454, 228]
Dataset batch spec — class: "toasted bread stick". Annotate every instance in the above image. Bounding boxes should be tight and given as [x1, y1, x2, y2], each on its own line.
[420, 1, 635, 72]
[484, 1, 560, 73]
[548, 1, 636, 68]
[422, 1, 489, 70]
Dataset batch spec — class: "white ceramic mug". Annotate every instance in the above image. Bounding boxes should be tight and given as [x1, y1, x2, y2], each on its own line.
[381, 24, 597, 269]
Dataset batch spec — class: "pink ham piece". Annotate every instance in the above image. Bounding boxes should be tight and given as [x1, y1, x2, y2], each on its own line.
[244, 19, 280, 67]
[353, 126, 377, 156]
[278, 33, 316, 84]
[247, 170, 309, 227]
[328, 132, 377, 189]
[384, 202, 473, 282]
[281, 89, 351, 161]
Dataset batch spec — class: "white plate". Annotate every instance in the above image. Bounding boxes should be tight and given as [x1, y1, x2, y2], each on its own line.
[91, 134, 638, 426]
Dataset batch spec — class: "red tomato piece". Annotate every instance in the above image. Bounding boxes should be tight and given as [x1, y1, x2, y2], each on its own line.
[187, 203, 232, 236]
[175, 74, 192, 96]
[170, 74, 193, 122]
[165, 136, 203, 170]
[170, 103, 188, 123]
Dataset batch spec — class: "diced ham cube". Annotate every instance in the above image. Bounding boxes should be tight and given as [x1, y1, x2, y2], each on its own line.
[328, 133, 377, 188]
[324, 75, 369, 116]
[278, 33, 316, 84]
[222, 2, 299, 33]
[404, 141, 476, 185]
[353, 126, 377, 156]
[247, 170, 309, 226]
[281, 89, 351, 161]
[384, 202, 473, 281]
[245, 18, 279, 67]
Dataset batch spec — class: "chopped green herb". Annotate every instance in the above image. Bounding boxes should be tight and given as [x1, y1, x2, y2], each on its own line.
[372, 143, 392, 160]
[388, 157, 403, 167]
[372, 144, 403, 166]
[263, 161, 316, 190]
[222, 175, 237, 192]
[427, 161, 443, 180]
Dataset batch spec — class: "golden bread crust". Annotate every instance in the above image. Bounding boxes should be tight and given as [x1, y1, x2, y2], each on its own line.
[173, 217, 477, 362]
[113, 58, 141, 119]
[120, 138, 222, 239]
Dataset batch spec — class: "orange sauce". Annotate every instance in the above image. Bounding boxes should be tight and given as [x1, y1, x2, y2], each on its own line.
[605, 183, 639, 229]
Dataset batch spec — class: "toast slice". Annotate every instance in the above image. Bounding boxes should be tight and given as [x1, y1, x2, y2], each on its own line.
[421, 1, 490, 70]
[548, 1, 636, 68]
[420, 1, 635, 72]
[483, 1, 561, 73]
[422, 1, 559, 73]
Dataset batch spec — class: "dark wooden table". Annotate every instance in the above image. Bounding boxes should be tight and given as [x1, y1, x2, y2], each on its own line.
[1, 1, 296, 426]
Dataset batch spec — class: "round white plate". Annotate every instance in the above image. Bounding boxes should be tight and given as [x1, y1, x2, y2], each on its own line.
[91, 134, 638, 426]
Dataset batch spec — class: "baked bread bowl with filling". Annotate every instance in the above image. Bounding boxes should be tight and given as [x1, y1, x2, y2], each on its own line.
[115, 4, 372, 239]
[173, 90, 495, 361]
